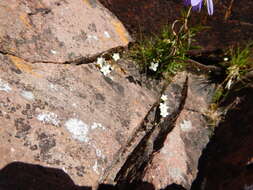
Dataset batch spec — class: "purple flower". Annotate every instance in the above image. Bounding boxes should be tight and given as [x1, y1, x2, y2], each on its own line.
[184, 0, 214, 15]
[192, 0, 203, 12]
[206, 0, 214, 15]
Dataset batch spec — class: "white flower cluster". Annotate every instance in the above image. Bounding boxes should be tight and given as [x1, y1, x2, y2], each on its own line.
[96, 57, 113, 76]
[160, 94, 169, 118]
[96, 53, 120, 76]
[149, 62, 159, 71]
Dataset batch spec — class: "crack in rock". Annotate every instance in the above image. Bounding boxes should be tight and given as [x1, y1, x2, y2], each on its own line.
[0, 46, 126, 65]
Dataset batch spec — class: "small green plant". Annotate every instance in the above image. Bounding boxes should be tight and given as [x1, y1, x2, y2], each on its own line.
[129, 8, 203, 79]
[213, 43, 253, 103]
[203, 103, 222, 129]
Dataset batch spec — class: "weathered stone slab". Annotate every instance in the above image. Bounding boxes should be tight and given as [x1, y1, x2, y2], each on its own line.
[142, 73, 214, 189]
[0, 54, 156, 188]
[192, 84, 253, 190]
[0, 0, 131, 63]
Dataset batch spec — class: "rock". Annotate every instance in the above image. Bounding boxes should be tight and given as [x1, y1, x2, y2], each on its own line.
[0, 52, 156, 188]
[191, 85, 253, 190]
[142, 73, 215, 189]
[110, 72, 189, 188]
[0, 0, 132, 63]
[102, 72, 214, 190]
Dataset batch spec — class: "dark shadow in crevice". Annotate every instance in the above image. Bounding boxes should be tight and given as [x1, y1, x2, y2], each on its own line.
[0, 162, 91, 190]
[191, 86, 253, 190]
[0, 162, 188, 190]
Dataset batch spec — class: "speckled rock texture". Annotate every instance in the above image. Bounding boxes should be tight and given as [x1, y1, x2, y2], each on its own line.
[0, 47, 156, 188]
[0, 1, 236, 189]
[0, 0, 131, 63]
[142, 73, 214, 190]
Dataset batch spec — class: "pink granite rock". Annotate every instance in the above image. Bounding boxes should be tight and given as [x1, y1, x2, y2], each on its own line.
[0, 0, 132, 63]
[0, 53, 156, 188]
[142, 73, 214, 190]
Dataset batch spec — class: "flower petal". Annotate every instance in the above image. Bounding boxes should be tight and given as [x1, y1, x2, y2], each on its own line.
[192, 2, 202, 12]
[191, 0, 202, 6]
[206, 0, 214, 15]
[184, 0, 191, 6]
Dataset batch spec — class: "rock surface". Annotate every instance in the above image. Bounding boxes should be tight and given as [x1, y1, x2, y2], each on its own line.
[2, 0, 250, 190]
[0, 0, 131, 63]
[142, 73, 214, 190]
[0, 51, 158, 188]
[97, 72, 214, 190]
[0, 1, 143, 188]
[191, 84, 253, 190]
[0, 52, 157, 188]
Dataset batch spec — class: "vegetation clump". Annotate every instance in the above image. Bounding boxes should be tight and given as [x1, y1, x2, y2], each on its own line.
[128, 0, 252, 128]
[129, 8, 204, 79]
[213, 43, 253, 103]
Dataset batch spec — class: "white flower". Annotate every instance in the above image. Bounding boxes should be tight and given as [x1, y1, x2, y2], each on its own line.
[223, 57, 229, 61]
[112, 53, 120, 61]
[159, 102, 169, 118]
[96, 57, 105, 67]
[161, 94, 168, 101]
[96, 57, 113, 76]
[149, 62, 159, 71]
[100, 64, 112, 76]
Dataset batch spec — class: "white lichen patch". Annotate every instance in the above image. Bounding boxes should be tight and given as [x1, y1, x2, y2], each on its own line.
[95, 148, 105, 159]
[91, 122, 105, 130]
[87, 34, 98, 41]
[50, 49, 57, 54]
[65, 118, 89, 142]
[104, 31, 111, 38]
[91, 143, 106, 160]
[168, 167, 187, 184]
[93, 160, 99, 174]
[37, 112, 60, 126]
[10, 147, 15, 152]
[49, 83, 58, 91]
[0, 79, 12, 92]
[72, 103, 77, 108]
[20, 90, 34, 101]
[180, 120, 193, 132]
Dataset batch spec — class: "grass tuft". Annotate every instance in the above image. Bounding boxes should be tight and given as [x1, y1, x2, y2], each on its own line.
[129, 8, 204, 79]
[212, 43, 253, 103]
